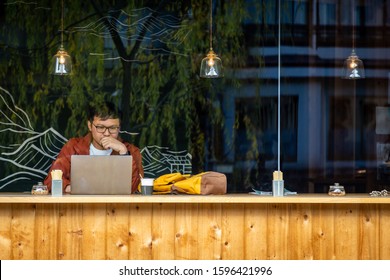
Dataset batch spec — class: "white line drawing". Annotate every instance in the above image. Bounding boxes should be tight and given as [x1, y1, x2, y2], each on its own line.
[141, 145, 192, 178]
[1, 86, 191, 190]
[0, 87, 67, 190]
[71, 7, 191, 62]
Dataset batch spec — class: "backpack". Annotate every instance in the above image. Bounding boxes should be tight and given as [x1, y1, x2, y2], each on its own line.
[153, 171, 227, 195]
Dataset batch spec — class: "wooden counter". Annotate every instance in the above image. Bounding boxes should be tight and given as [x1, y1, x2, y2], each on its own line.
[0, 192, 389, 204]
[0, 193, 389, 260]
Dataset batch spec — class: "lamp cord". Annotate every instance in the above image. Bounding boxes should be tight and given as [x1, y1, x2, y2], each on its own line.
[352, 0, 355, 51]
[209, 0, 213, 50]
[277, 0, 281, 172]
[61, 0, 64, 48]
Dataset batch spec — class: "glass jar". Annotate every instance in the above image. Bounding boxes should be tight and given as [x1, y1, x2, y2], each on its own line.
[328, 183, 346, 196]
[31, 182, 48, 195]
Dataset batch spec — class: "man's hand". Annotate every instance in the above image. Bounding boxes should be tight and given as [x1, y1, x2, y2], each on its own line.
[100, 136, 128, 155]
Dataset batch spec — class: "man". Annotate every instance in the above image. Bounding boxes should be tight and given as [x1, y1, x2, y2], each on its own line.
[44, 102, 144, 193]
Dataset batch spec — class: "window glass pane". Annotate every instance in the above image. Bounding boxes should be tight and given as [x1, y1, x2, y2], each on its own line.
[1, 0, 390, 194]
[319, 2, 336, 25]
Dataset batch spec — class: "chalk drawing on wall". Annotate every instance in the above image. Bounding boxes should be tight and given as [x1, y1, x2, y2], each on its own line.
[0, 87, 68, 190]
[141, 145, 192, 178]
[1, 87, 192, 191]
[71, 7, 190, 64]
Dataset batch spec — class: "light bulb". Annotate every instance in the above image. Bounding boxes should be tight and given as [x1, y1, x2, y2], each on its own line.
[350, 60, 357, 69]
[59, 55, 65, 64]
[208, 58, 215, 67]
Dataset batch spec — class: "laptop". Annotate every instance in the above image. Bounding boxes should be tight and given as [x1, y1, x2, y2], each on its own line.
[70, 155, 133, 195]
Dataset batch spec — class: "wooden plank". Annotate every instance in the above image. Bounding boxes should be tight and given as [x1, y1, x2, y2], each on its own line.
[221, 203, 245, 259]
[57, 203, 83, 259]
[106, 203, 130, 259]
[312, 204, 336, 260]
[379, 204, 390, 259]
[243, 204, 268, 259]
[266, 204, 289, 259]
[35, 203, 59, 259]
[151, 203, 175, 259]
[128, 203, 153, 259]
[333, 204, 359, 259]
[359, 204, 380, 259]
[174, 203, 199, 260]
[81, 203, 107, 259]
[0, 204, 12, 259]
[197, 203, 222, 259]
[288, 203, 314, 259]
[11, 204, 36, 259]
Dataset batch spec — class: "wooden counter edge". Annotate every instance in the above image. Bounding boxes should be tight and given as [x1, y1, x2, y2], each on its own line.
[0, 193, 389, 204]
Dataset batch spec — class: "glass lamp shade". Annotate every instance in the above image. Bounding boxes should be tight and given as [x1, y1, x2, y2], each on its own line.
[200, 49, 223, 78]
[342, 51, 365, 79]
[51, 47, 72, 75]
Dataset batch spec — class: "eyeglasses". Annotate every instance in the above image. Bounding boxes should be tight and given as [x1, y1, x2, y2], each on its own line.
[92, 123, 120, 134]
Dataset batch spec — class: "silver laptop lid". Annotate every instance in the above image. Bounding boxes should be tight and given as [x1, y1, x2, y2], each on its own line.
[70, 155, 132, 195]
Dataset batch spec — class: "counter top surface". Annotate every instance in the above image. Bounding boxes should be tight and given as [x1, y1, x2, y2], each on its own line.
[0, 192, 389, 204]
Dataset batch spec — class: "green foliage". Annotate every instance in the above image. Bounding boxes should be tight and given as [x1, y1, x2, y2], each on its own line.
[1, 0, 252, 175]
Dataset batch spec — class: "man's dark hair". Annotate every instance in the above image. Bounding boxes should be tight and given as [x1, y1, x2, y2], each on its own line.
[88, 101, 122, 123]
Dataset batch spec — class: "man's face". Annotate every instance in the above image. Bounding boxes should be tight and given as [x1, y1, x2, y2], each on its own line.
[88, 116, 120, 150]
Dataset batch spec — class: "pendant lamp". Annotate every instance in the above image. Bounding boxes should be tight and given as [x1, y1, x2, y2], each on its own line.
[200, 0, 223, 78]
[51, 0, 72, 75]
[343, 0, 364, 79]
